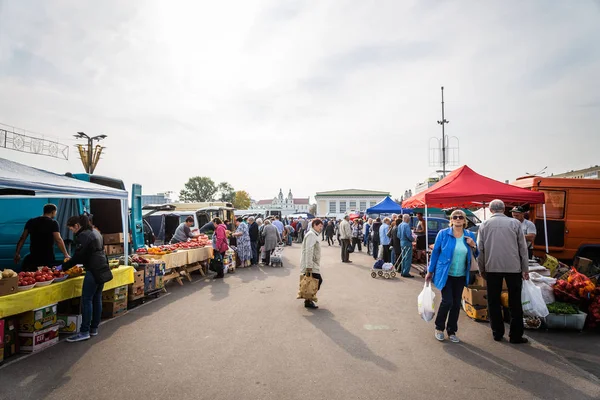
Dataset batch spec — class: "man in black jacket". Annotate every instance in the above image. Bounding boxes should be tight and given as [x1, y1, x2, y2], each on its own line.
[248, 217, 259, 266]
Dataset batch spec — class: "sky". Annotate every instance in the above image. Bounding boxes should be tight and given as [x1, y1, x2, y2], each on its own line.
[0, 0, 599, 204]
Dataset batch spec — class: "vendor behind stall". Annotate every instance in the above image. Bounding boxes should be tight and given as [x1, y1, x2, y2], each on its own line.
[14, 204, 70, 272]
[170, 216, 196, 244]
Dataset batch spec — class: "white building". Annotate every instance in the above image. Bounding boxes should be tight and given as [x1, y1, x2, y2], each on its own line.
[254, 189, 310, 216]
[315, 189, 390, 217]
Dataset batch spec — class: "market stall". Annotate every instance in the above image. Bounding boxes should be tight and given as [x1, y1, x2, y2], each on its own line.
[0, 266, 134, 318]
[402, 165, 547, 264]
[366, 196, 410, 215]
[0, 158, 135, 360]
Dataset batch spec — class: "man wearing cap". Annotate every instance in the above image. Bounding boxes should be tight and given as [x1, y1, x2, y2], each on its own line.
[511, 206, 537, 259]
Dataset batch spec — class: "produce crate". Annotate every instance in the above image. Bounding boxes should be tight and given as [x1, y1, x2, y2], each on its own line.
[544, 311, 587, 331]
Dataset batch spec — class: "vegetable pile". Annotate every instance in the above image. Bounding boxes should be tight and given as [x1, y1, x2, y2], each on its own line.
[554, 268, 596, 303]
[547, 302, 579, 315]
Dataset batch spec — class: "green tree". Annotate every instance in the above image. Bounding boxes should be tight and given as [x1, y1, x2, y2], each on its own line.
[217, 182, 235, 203]
[233, 190, 251, 210]
[309, 204, 317, 215]
[179, 177, 217, 202]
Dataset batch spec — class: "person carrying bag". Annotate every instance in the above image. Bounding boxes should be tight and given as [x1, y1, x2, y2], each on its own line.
[297, 219, 324, 309]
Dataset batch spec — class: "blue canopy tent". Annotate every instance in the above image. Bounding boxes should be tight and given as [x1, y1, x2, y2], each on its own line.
[366, 196, 408, 214]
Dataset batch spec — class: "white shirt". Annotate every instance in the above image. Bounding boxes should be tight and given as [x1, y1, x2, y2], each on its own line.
[520, 219, 537, 249]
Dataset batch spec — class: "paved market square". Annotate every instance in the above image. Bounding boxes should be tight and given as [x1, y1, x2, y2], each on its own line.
[1, 244, 598, 400]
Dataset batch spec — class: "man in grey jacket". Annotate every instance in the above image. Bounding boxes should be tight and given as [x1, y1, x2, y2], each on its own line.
[477, 199, 530, 344]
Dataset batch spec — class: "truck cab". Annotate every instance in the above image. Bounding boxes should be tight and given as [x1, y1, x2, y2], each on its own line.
[512, 176, 600, 264]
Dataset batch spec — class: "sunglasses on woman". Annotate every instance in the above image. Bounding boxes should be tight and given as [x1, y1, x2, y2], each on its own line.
[452, 215, 465, 220]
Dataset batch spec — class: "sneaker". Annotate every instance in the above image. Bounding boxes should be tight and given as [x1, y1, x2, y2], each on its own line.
[435, 330, 445, 341]
[304, 300, 319, 309]
[90, 328, 98, 336]
[67, 332, 90, 342]
[448, 334, 460, 343]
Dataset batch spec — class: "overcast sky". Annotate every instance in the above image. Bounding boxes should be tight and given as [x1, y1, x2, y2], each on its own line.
[0, 1, 599, 203]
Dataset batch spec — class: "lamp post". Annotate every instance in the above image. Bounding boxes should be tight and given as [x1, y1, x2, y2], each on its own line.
[74, 132, 107, 174]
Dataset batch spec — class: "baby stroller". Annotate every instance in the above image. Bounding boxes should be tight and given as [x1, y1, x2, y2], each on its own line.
[270, 242, 285, 267]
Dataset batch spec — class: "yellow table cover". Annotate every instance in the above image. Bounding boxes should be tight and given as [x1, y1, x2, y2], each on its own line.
[186, 246, 214, 264]
[0, 266, 134, 318]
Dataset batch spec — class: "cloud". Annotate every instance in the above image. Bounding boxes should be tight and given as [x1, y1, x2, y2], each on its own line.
[0, 0, 599, 203]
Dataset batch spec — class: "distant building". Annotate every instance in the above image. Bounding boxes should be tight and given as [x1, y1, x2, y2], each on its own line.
[141, 193, 172, 206]
[415, 177, 440, 194]
[552, 166, 600, 179]
[254, 189, 310, 216]
[314, 189, 389, 217]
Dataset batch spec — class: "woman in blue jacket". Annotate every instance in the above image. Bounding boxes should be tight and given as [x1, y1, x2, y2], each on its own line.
[425, 209, 478, 343]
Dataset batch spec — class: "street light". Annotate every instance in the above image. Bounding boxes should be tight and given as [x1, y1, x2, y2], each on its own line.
[525, 166, 547, 176]
[74, 132, 107, 173]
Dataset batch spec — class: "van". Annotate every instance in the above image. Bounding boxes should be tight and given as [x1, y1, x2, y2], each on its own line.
[511, 176, 600, 264]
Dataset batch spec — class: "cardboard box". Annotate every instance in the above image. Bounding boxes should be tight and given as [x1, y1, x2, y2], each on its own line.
[102, 299, 127, 318]
[104, 244, 125, 255]
[19, 304, 58, 332]
[144, 263, 156, 277]
[144, 276, 155, 293]
[462, 286, 488, 307]
[155, 275, 164, 290]
[101, 285, 128, 302]
[133, 270, 144, 285]
[57, 314, 82, 334]
[19, 324, 59, 353]
[128, 284, 145, 301]
[3, 317, 19, 358]
[103, 233, 128, 245]
[154, 261, 166, 276]
[0, 276, 18, 297]
[462, 302, 489, 321]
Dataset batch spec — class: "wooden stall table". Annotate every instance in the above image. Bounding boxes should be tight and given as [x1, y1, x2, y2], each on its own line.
[183, 246, 214, 277]
[0, 266, 135, 318]
[150, 251, 190, 286]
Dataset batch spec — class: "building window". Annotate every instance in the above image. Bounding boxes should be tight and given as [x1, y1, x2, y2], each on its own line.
[360, 201, 367, 210]
[370, 201, 377, 207]
[340, 202, 347, 213]
[329, 201, 336, 213]
[349, 201, 356, 210]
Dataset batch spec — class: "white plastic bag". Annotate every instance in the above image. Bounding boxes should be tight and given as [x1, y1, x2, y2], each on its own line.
[521, 280, 549, 318]
[382, 263, 393, 271]
[529, 272, 557, 286]
[417, 283, 436, 322]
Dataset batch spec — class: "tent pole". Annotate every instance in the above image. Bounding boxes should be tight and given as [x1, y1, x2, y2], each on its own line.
[122, 199, 129, 266]
[425, 204, 429, 266]
[483, 202, 486, 220]
[543, 204, 549, 254]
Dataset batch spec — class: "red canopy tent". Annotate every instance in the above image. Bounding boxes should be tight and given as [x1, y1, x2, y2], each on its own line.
[402, 165, 548, 258]
[402, 165, 545, 208]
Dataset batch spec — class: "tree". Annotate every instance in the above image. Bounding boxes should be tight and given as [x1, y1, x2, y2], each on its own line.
[309, 204, 317, 215]
[394, 198, 403, 205]
[217, 182, 235, 203]
[179, 177, 217, 202]
[233, 190, 251, 210]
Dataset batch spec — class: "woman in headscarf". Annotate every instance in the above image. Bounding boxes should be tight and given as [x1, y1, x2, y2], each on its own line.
[261, 219, 281, 266]
[231, 217, 252, 267]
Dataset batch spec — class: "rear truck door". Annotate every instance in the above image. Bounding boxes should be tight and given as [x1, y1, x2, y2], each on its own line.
[130, 184, 144, 250]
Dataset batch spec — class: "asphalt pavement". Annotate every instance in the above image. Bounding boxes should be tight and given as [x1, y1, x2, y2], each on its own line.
[0, 242, 599, 400]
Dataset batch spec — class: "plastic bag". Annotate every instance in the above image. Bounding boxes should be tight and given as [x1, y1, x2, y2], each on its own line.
[382, 263, 394, 271]
[522, 280, 549, 318]
[532, 281, 555, 304]
[529, 272, 556, 286]
[417, 283, 436, 322]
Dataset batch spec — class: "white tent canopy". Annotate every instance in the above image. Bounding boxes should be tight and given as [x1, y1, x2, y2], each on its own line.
[0, 158, 128, 199]
[0, 157, 129, 263]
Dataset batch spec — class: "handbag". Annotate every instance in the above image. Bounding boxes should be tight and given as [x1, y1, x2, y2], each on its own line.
[470, 253, 479, 272]
[297, 270, 319, 302]
[347, 242, 355, 253]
